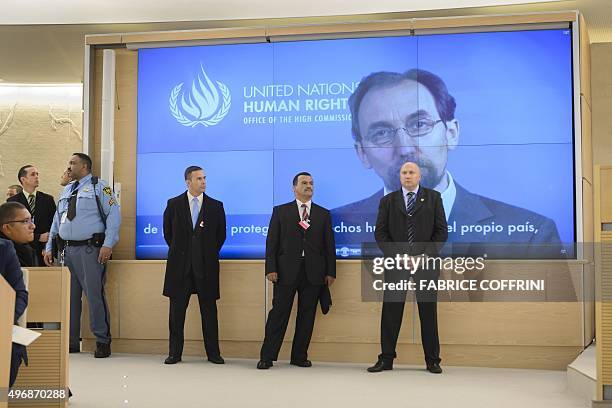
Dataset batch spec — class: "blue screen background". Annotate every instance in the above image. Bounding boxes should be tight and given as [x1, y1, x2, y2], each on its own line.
[136, 29, 575, 259]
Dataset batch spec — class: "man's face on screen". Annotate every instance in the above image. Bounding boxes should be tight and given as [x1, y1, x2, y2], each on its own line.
[186, 170, 207, 195]
[354, 80, 458, 191]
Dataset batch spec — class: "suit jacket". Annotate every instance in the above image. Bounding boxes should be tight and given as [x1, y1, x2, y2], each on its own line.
[265, 201, 336, 286]
[0, 239, 28, 323]
[8, 190, 56, 243]
[375, 187, 448, 259]
[162, 192, 226, 300]
[8, 190, 56, 265]
[332, 182, 563, 259]
[0, 232, 34, 267]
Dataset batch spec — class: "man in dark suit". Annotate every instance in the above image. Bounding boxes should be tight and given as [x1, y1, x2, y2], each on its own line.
[162, 165, 226, 365]
[7, 165, 56, 266]
[331, 69, 563, 259]
[257, 172, 336, 369]
[367, 162, 447, 374]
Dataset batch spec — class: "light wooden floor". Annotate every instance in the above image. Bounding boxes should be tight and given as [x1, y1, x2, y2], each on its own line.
[67, 353, 588, 408]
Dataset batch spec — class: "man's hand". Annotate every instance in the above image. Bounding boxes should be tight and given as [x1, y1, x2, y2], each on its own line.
[43, 251, 54, 267]
[325, 276, 336, 287]
[266, 272, 278, 283]
[39, 233, 49, 243]
[98, 246, 112, 264]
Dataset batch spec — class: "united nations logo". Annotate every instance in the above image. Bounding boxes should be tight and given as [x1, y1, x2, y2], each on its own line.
[169, 64, 231, 128]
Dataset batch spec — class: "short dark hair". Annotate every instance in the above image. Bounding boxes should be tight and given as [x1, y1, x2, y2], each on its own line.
[7, 184, 23, 194]
[72, 153, 93, 171]
[349, 68, 457, 142]
[184, 166, 203, 180]
[292, 172, 312, 186]
[0, 202, 27, 226]
[17, 165, 34, 184]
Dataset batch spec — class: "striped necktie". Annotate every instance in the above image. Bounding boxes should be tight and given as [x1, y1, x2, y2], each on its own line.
[406, 192, 416, 244]
[28, 194, 36, 214]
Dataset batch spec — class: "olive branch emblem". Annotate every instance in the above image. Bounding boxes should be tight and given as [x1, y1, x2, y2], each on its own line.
[169, 81, 231, 128]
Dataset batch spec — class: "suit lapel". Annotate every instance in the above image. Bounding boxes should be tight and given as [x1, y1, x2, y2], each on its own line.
[394, 191, 408, 217]
[291, 201, 301, 223]
[411, 187, 426, 215]
[181, 192, 193, 232]
[198, 194, 208, 229]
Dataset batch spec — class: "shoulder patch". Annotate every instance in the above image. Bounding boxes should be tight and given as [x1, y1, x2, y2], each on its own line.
[103, 186, 113, 196]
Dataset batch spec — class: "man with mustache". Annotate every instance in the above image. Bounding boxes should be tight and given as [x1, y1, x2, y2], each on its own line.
[332, 69, 561, 258]
[257, 172, 336, 369]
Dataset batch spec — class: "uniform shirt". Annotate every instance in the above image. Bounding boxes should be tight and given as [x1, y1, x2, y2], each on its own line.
[46, 174, 121, 251]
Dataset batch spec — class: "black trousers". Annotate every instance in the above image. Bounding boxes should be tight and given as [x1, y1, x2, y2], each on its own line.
[379, 277, 440, 365]
[168, 270, 220, 358]
[260, 260, 320, 362]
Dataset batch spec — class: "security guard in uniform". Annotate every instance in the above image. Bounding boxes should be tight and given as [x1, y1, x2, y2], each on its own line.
[44, 153, 121, 358]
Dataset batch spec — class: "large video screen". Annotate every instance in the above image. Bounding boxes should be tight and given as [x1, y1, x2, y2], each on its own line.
[136, 28, 575, 259]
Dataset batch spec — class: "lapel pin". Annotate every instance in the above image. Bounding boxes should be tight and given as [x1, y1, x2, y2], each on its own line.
[199, 221, 204, 228]
[420, 198, 425, 202]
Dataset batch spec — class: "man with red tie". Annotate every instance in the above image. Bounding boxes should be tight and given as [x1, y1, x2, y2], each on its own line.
[257, 172, 336, 369]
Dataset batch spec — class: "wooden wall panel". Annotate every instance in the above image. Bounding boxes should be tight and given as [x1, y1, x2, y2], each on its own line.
[599, 231, 612, 387]
[11, 331, 64, 408]
[25, 268, 63, 323]
[579, 13, 591, 109]
[600, 168, 612, 223]
[79, 260, 584, 369]
[112, 48, 138, 260]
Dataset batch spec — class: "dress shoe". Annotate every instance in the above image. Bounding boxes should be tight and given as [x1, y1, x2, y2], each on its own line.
[257, 360, 273, 369]
[426, 363, 443, 374]
[164, 356, 182, 364]
[69, 346, 80, 354]
[94, 342, 111, 358]
[207, 355, 225, 364]
[290, 360, 312, 367]
[367, 359, 393, 373]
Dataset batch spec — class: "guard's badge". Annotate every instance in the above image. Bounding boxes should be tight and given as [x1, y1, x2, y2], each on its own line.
[103, 186, 113, 196]
[109, 198, 116, 206]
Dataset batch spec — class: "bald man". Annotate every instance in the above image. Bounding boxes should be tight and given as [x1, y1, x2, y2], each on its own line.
[367, 162, 448, 374]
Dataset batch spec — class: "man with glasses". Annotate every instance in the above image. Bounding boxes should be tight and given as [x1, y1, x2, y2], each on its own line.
[0, 202, 36, 267]
[331, 69, 561, 258]
[7, 165, 56, 266]
[0, 202, 31, 387]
